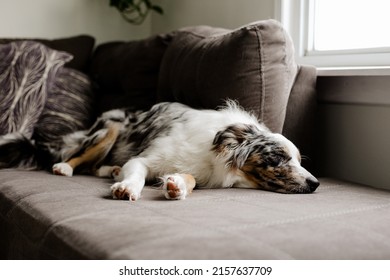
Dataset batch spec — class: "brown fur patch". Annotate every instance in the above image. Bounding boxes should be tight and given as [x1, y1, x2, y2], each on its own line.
[66, 122, 122, 170]
[240, 152, 293, 192]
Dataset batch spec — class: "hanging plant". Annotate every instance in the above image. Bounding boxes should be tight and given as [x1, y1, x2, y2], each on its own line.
[110, 0, 163, 25]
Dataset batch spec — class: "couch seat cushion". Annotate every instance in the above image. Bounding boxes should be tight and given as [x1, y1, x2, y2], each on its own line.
[1, 170, 390, 259]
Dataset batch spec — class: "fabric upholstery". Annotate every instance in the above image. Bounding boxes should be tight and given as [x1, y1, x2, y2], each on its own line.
[0, 41, 72, 138]
[283, 65, 318, 173]
[157, 19, 297, 133]
[33, 67, 95, 142]
[89, 34, 173, 113]
[1, 170, 390, 260]
[0, 35, 95, 72]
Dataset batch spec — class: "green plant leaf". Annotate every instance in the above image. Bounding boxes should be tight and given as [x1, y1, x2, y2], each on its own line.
[151, 5, 163, 14]
[143, 0, 152, 8]
[110, 0, 163, 24]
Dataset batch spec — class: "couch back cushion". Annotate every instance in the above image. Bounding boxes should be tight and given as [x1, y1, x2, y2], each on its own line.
[89, 34, 173, 114]
[157, 19, 297, 133]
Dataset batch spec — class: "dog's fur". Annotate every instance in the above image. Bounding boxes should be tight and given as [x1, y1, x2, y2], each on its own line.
[0, 102, 319, 200]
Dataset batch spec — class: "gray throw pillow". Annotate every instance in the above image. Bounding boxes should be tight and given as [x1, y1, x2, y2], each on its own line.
[157, 19, 298, 133]
[0, 41, 72, 138]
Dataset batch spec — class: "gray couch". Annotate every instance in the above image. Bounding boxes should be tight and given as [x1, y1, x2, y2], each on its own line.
[1, 20, 390, 259]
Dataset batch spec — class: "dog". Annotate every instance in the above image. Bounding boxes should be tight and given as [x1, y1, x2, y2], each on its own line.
[0, 102, 319, 200]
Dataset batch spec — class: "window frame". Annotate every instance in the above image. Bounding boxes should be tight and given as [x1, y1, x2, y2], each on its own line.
[276, 0, 390, 68]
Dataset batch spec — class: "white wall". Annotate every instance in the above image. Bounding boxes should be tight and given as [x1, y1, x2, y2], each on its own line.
[0, 0, 151, 44]
[151, 0, 276, 34]
[0, 0, 276, 43]
[318, 103, 390, 190]
[317, 75, 390, 190]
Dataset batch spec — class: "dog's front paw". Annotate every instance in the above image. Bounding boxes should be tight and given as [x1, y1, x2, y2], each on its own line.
[52, 163, 73, 177]
[162, 174, 188, 200]
[111, 182, 140, 201]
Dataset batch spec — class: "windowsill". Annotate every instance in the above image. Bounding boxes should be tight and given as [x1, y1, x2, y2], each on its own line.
[317, 66, 390, 77]
[317, 67, 390, 106]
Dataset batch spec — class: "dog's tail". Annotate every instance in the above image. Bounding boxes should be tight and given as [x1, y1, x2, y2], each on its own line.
[0, 133, 53, 170]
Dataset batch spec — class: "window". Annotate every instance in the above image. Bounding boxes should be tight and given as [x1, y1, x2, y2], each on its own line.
[278, 0, 390, 68]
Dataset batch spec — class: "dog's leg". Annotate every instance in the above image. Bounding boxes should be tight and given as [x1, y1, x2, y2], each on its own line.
[161, 173, 196, 200]
[52, 122, 122, 176]
[95, 165, 122, 179]
[110, 158, 148, 201]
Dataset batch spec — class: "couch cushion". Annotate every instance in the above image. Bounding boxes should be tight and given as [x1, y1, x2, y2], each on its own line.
[0, 35, 95, 72]
[90, 34, 173, 114]
[0, 41, 72, 138]
[1, 170, 390, 260]
[157, 19, 298, 133]
[33, 67, 95, 142]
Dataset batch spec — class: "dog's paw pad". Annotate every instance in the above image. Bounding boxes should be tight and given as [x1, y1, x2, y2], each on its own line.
[110, 182, 139, 201]
[52, 163, 73, 177]
[111, 166, 122, 178]
[167, 177, 181, 199]
[163, 175, 187, 200]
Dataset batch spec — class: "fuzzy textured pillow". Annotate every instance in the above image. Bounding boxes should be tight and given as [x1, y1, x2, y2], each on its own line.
[157, 19, 298, 133]
[33, 67, 94, 142]
[0, 35, 95, 72]
[0, 41, 72, 138]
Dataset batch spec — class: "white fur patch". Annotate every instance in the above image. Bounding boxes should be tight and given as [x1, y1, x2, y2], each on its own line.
[52, 162, 73, 177]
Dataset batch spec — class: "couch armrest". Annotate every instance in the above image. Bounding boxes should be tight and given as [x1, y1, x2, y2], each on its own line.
[282, 65, 318, 173]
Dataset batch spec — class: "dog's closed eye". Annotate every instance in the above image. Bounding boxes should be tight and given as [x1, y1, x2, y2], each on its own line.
[266, 155, 284, 167]
[265, 154, 291, 167]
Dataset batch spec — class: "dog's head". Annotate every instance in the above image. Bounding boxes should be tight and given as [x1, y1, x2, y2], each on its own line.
[212, 124, 319, 193]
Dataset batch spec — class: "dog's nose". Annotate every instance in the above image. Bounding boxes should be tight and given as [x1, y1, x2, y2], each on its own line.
[306, 177, 320, 192]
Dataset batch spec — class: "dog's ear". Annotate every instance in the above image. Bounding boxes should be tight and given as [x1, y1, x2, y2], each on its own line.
[212, 129, 239, 153]
[212, 125, 247, 155]
[212, 124, 255, 169]
[231, 146, 252, 169]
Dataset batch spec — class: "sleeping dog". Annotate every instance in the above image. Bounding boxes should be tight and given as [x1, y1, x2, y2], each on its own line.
[50, 101, 319, 200]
